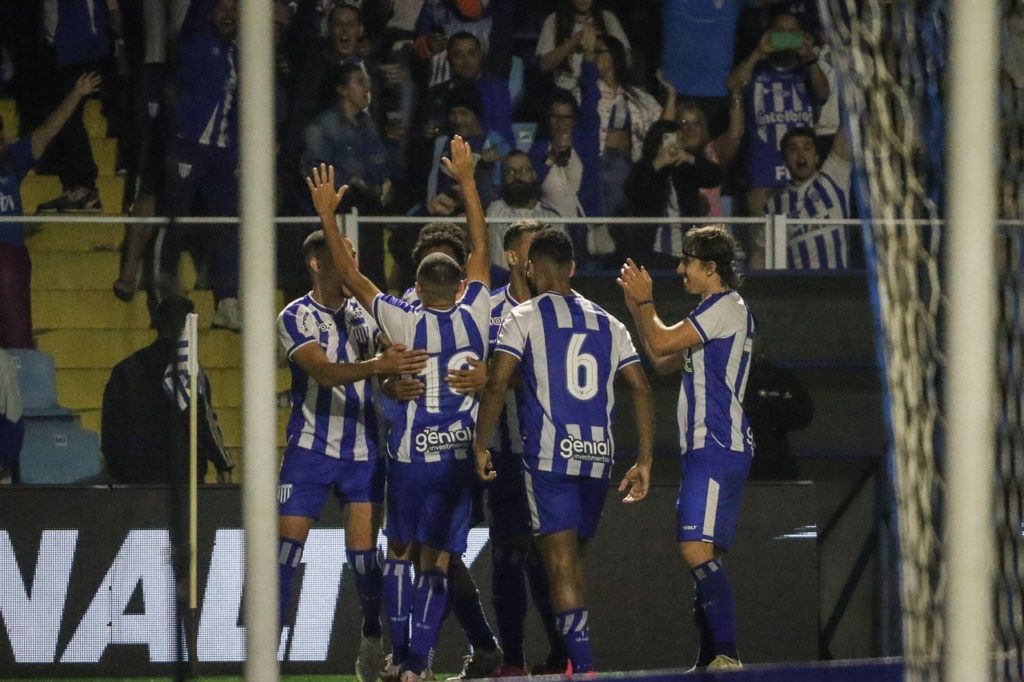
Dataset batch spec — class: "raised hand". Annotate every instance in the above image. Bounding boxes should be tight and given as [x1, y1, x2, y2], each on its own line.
[617, 257, 654, 305]
[74, 72, 102, 97]
[374, 344, 429, 376]
[441, 135, 476, 184]
[305, 163, 349, 220]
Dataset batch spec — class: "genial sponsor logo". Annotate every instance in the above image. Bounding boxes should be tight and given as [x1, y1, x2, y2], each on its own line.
[414, 427, 473, 453]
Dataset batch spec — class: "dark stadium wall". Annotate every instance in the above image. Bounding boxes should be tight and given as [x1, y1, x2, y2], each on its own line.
[0, 484, 817, 676]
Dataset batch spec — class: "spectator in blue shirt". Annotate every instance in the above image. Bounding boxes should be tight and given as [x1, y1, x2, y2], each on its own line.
[156, 0, 243, 331]
[0, 72, 101, 349]
[301, 63, 393, 286]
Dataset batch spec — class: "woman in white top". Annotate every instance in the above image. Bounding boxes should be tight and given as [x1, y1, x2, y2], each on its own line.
[536, 0, 631, 93]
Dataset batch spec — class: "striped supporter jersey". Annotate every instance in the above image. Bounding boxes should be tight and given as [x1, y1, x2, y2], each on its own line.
[372, 280, 491, 463]
[678, 290, 755, 456]
[768, 154, 852, 269]
[495, 291, 640, 479]
[488, 285, 523, 455]
[277, 295, 380, 460]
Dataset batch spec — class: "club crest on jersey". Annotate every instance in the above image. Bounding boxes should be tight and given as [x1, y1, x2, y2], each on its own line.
[415, 427, 473, 453]
[558, 435, 610, 462]
[178, 162, 193, 179]
[277, 484, 292, 504]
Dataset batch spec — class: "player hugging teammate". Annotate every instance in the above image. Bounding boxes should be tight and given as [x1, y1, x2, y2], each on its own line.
[280, 136, 754, 678]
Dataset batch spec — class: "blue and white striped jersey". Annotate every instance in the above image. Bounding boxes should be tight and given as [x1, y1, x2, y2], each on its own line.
[372, 280, 491, 463]
[678, 291, 755, 456]
[769, 154, 852, 269]
[495, 292, 640, 479]
[401, 285, 420, 307]
[277, 295, 380, 460]
[488, 285, 523, 455]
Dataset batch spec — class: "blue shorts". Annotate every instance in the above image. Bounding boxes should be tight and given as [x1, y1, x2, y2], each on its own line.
[278, 447, 385, 519]
[676, 447, 751, 549]
[385, 457, 475, 554]
[487, 452, 531, 541]
[522, 467, 608, 541]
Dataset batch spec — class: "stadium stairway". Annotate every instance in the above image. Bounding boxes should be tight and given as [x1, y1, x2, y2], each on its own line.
[9, 96, 291, 482]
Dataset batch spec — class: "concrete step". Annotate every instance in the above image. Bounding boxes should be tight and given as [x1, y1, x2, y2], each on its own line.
[0, 99, 16, 133]
[26, 221, 125, 252]
[21, 173, 125, 215]
[37, 328, 243, 369]
[31, 249, 119, 289]
[78, 405, 291, 451]
[54, 366, 290, 411]
[32, 289, 217, 330]
[84, 99, 106, 138]
[90, 136, 118, 176]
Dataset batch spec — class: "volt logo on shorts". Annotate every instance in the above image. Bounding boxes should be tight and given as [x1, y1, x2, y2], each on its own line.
[558, 436, 610, 462]
[415, 427, 473, 453]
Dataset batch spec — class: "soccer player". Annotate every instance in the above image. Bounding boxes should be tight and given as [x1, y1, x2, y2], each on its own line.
[617, 225, 755, 670]
[473, 229, 655, 674]
[391, 219, 505, 681]
[484, 221, 567, 676]
[276, 230, 429, 682]
[305, 135, 491, 682]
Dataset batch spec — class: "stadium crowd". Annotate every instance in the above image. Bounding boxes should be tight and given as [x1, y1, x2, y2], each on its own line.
[0, 0, 853, 340]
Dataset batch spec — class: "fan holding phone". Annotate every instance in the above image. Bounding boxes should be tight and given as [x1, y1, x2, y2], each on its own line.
[725, 13, 830, 222]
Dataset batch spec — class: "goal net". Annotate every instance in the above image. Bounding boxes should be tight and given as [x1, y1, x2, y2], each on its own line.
[820, 0, 1023, 679]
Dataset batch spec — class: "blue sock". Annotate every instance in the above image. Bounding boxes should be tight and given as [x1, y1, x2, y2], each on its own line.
[692, 559, 738, 660]
[383, 559, 413, 664]
[554, 607, 593, 673]
[693, 593, 714, 666]
[278, 538, 304, 627]
[347, 549, 383, 638]
[492, 546, 528, 667]
[450, 561, 497, 652]
[405, 570, 449, 675]
[526, 553, 566, 666]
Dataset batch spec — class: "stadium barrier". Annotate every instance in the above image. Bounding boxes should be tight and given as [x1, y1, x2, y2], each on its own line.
[1, 481, 816, 677]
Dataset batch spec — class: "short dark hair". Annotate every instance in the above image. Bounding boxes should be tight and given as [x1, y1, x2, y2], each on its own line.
[331, 63, 364, 91]
[447, 31, 481, 52]
[548, 89, 579, 119]
[154, 297, 195, 340]
[503, 220, 549, 252]
[528, 229, 574, 266]
[301, 229, 329, 267]
[328, 2, 361, 24]
[779, 127, 817, 153]
[681, 225, 743, 290]
[416, 252, 464, 300]
[412, 222, 467, 266]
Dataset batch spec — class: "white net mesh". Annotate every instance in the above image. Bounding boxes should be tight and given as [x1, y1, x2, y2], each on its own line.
[820, 1, 945, 678]
[821, 0, 1024, 679]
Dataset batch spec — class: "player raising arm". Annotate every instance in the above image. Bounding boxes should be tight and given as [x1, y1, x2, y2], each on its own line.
[618, 225, 755, 671]
[472, 230, 654, 674]
[307, 136, 491, 682]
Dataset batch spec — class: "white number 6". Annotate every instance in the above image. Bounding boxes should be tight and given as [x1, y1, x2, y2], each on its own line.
[566, 333, 598, 401]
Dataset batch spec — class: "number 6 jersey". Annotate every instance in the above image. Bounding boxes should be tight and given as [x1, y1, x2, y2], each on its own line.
[372, 280, 491, 463]
[495, 291, 640, 479]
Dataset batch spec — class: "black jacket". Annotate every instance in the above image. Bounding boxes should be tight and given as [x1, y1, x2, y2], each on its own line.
[101, 338, 233, 485]
[624, 153, 724, 218]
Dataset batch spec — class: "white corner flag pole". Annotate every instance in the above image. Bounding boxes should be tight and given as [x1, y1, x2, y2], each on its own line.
[186, 311, 199, 671]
